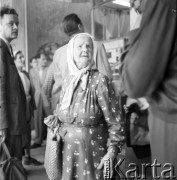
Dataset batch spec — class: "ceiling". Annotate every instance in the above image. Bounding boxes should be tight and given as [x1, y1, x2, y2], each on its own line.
[94, 0, 130, 11]
[55, 0, 130, 11]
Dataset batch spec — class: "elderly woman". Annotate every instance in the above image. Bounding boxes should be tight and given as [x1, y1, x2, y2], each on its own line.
[45, 33, 125, 180]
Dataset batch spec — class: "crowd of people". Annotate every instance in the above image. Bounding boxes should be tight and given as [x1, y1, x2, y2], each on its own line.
[0, 0, 176, 179]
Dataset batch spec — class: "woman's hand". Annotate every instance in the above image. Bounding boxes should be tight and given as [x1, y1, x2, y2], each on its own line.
[97, 151, 116, 179]
[44, 115, 60, 129]
[0, 129, 7, 142]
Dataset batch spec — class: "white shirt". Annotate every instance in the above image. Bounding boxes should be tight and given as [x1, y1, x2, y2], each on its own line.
[18, 71, 30, 97]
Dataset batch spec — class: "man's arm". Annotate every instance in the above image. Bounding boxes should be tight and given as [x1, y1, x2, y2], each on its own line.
[0, 48, 8, 141]
[25, 71, 36, 111]
[121, 0, 176, 98]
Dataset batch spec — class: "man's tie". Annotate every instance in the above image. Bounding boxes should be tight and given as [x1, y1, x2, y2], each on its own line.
[9, 45, 14, 58]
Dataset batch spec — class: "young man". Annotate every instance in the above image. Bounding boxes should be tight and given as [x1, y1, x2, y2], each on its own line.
[30, 52, 50, 148]
[43, 13, 112, 111]
[14, 50, 42, 166]
[0, 6, 26, 161]
[29, 56, 38, 70]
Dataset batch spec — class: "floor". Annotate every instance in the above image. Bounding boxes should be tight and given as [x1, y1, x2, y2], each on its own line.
[25, 142, 126, 180]
[24, 142, 48, 180]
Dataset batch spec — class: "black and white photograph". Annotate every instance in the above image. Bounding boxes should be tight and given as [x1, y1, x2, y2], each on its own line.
[0, 0, 176, 179]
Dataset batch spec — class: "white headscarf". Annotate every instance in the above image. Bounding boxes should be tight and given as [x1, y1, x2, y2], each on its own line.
[61, 33, 95, 110]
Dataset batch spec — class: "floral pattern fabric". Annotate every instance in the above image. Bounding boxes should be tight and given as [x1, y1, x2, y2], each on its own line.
[56, 70, 125, 180]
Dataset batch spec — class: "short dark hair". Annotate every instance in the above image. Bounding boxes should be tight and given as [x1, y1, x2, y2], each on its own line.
[62, 13, 82, 37]
[35, 51, 46, 59]
[30, 56, 36, 63]
[0, 6, 18, 18]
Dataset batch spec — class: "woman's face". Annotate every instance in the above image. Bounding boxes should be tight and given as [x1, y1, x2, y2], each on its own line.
[73, 35, 93, 70]
[15, 52, 25, 69]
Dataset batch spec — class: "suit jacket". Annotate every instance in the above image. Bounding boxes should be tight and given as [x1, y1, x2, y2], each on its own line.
[0, 38, 27, 135]
[29, 67, 49, 108]
[121, 0, 177, 123]
[43, 41, 112, 110]
[21, 71, 36, 121]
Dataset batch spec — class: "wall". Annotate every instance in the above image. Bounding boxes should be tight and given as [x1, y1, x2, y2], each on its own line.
[1, 0, 130, 63]
[27, 0, 92, 59]
[94, 8, 130, 40]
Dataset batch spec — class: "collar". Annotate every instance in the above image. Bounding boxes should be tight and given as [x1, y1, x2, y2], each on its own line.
[0, 35, 13, 57]
[0, 35, 11, 48]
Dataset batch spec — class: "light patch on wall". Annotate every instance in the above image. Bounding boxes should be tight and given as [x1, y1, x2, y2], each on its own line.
[113, 0, 130, 7]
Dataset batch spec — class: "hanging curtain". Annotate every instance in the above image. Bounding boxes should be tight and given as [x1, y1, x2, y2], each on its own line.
[94, 7, 130, 40]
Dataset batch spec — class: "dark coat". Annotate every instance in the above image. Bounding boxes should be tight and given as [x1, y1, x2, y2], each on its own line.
[23, 71, 36, 115]
[0, 38, 27, 135]
[121, 0, 177, 123]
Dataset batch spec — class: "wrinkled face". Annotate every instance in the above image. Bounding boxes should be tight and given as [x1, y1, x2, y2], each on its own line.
[37, 54, 47, 68]
[15, 52, 25, 70]
[73, 35, 93, 70]
[0, 14, 19, 42]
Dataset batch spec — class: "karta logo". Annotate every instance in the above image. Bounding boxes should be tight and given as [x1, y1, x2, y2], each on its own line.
[104, 158, 177, 179]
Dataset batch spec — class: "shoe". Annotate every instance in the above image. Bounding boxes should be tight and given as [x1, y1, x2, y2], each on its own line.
[30, 143, 41, 149]
[23, 156, 42, 166]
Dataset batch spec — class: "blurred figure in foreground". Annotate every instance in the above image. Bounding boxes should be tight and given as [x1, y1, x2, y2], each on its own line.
[121, 0, 177, 178]
[30, 52, 51, 148]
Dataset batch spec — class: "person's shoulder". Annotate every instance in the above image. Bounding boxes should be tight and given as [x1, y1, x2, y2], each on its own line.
[55, 43, 68, 54]
[0, 39, 2, 48]
[147, 0, 176, 11]
[161, 0, 176, 8]
[53, 43, 68, 62]
[29, 68, 37, 74]
[93, 40, 103, 48]
[0, 38, 6, 49]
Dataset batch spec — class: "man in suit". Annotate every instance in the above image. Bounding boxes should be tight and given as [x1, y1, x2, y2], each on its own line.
[43, 14, 112, 111]
[121, 0, 177, 177]
[0, 6, 27, 160]
[30, 52, 50, 148]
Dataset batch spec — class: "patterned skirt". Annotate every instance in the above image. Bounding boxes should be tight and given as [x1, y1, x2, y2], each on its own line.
[60, 124, 109, 180]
